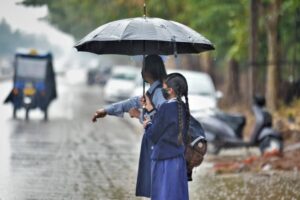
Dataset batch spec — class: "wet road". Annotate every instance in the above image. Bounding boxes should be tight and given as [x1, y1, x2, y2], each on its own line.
[0, 77, 141, 199]
[1, 76, 300, 200]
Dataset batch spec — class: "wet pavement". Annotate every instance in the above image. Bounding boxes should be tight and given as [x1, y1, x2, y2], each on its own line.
[0, 76, 300, 200]
[0, 77, 141, 199]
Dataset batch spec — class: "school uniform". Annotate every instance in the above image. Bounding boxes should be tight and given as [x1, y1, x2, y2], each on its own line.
[105, 80, 165, 198]
[145, 99, 189, 200]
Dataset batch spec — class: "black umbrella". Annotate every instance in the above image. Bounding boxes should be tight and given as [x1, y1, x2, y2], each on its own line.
[74, 8, 214, 94]
[75, 17, 214, 55]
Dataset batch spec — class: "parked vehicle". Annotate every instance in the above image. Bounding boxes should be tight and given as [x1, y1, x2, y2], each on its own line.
[104, 65, 139, 102]
[199, 95, 283, 155]
[87, 65, 111, 85]
[170, 69, 222, 115]
[130, 74, 150, 97]
[4, 49, 57, 121]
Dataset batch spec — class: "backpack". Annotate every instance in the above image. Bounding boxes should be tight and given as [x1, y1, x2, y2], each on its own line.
[184, 116, 207, 181]
[147, 85, 207, 181]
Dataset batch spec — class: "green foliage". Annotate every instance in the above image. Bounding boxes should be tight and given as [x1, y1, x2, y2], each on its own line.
[21, 0, 299, 76]
[22, 0, 144, 39]
[21, 0, 248, 63]
[280, 1, 300, 62]
[184, 0, 249, 65]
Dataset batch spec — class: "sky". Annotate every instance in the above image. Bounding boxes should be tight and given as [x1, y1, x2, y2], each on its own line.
[0, 0, 142, 70]
[0, 0, 76, 69]
[0, 0, 74, 48]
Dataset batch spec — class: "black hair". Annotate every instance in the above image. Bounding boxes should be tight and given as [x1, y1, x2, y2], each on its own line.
[142, 55, 167, 82]
[165, 73, 190, 145]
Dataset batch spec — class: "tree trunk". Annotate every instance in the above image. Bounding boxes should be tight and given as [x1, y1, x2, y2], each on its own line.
[249, 0, 259, 106]
[224, 58, 240, 105]
[198, 52, 215, 82]
[262, 0, 282, 111]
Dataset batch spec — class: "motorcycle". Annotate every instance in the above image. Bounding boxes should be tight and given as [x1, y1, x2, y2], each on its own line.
[199, 96, 283, 155]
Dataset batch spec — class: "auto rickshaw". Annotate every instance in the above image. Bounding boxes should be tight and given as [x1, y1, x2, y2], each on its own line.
[4, 49, 57, 121]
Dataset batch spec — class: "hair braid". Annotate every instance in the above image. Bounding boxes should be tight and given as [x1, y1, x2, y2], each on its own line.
[177, 95, 183, 145]
[184, 94, 191, 143]
[165, 72, 189, 145]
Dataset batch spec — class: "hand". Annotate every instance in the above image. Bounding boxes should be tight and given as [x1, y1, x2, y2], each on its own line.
[140, 96, 146, 107]
[129, 108, 141, 119]
[92, 108, 107, 122]
[143, 118, 151, 128]
[144, 94, 154, 112]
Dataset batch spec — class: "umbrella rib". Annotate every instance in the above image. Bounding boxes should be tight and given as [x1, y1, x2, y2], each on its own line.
[90, 21, 114, 40]
[169, 21, 194, 43]
[94, 18, 131, 41]
[154, 22, 170, 42]
[119, 19, 134, 40]
[93, 23, 110, 39]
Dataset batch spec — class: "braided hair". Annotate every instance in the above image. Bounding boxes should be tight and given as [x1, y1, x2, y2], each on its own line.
[165, 73, 190, 145]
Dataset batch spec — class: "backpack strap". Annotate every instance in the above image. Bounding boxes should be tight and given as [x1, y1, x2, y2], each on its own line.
[144, 83, 162, 120]
[146, 83, 162, 110]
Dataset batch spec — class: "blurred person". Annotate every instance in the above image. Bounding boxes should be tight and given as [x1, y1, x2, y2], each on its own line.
[92, 54, 167, 198]
[143, 73, 190, 200]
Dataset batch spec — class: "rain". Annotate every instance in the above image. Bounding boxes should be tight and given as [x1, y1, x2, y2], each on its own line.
[0, 0, 300, 199]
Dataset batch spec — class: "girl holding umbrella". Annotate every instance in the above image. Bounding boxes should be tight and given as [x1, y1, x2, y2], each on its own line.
[92, 54, 167, 198]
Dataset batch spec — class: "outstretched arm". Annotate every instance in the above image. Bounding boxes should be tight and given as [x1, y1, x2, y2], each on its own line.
[92, 96, 141, 122]
[92, 108, 107, 122]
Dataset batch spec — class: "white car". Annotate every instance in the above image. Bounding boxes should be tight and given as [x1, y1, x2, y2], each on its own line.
[169, 69, 222, 118]
[104, 65, 139, 102]
[131, 74, 150, 97]
[131, 69, 222, 117]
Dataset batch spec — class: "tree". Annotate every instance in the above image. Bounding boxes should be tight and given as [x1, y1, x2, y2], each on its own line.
[186, 0, 248, 105]
[224, 58, 241, 105]
[249, 0, 259, 105]
[21, 0, 158, 39]
[21, 0, 300, 108]
[260, 0, 282, 111]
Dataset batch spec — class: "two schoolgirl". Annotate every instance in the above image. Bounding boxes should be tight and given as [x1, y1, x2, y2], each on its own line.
[92, 55, 192, 199]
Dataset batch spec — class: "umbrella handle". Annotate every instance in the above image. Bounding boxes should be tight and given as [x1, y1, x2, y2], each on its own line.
[172, 36, 178, 58]
[172, 36, 180, 69]
[143, 80, 145, 97]
[142, 51, 146, 118]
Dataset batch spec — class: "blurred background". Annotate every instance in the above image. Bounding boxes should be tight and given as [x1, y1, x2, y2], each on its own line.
[0, 0, 300, 199]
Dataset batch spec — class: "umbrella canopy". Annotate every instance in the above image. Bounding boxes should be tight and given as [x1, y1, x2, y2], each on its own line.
[74, 17, 214, 55]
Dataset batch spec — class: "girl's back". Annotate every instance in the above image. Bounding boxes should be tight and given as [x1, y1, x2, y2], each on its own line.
[145, 99, 188, 160]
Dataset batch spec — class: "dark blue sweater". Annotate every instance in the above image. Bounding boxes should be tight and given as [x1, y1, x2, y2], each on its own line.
[145, 99, 188, 160]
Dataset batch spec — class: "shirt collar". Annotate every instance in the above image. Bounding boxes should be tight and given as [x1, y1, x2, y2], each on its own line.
[147, 80, 162, 94]
[167, 97, 177, 103]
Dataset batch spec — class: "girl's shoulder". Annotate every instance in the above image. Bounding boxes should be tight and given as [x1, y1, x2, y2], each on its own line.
[161, 100, 187, 115]
[159, 99, 177, 110]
